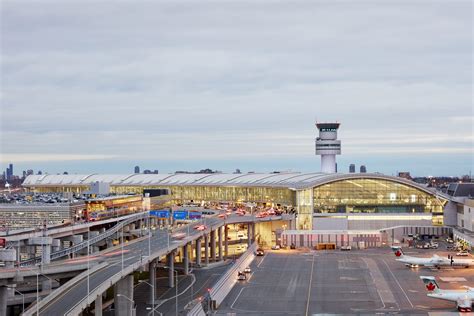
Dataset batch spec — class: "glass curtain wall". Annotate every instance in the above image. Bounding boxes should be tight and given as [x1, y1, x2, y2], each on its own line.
[296, 188, 313, 230]
[313, 179, 445, 225]
[111, 185, 296, 206]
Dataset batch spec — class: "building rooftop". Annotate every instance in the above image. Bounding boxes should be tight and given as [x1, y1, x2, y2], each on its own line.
[23, 172, 443, 195]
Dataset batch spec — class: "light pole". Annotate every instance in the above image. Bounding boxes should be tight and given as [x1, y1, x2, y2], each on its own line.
[12, 288, 25, 313]
[139, 280, 155, 316]
[116, 293, 134, 316]
[161, 267, 178, 316]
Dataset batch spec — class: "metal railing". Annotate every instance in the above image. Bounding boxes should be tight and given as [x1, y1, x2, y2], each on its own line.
[20, 212, 149, 266]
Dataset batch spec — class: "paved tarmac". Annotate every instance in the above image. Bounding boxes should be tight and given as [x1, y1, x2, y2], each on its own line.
[217, 246, 474, 315]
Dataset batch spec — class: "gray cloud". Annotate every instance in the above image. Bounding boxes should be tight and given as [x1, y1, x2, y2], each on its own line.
[1, 0, 472, 175]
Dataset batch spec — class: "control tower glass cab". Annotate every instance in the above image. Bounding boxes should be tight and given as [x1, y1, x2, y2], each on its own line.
[315, 122, 341, 173]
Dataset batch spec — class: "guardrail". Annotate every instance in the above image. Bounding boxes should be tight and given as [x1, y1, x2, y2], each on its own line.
[23, 262, 109, 316]
[209, 242, 257, 308]
[186, 299, 206, 316]
[20, 212, 149, 266]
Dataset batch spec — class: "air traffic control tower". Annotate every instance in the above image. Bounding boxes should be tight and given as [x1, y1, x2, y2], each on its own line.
[315, 122, 341, 173]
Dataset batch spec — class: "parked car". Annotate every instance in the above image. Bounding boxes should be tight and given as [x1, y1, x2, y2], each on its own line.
[446, 238, 454, 243]
[340, 245, 352, 251]
[237, 271, 246, 281]
[429, 242, 439, 249]
[290, 243, 296, 249]
[271, 245, 281, 250]
[255, 248, 265, 256]
[456, 251, 470, 256]
[244, 267, 251, 273]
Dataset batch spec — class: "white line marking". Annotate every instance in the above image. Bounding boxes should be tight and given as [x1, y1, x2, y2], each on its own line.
[230, 287, 246, 309]
[257, 254, 266, 268]
[305, 254, 315, 316]
[382, 259, 414, 308]
[362, 258, 385, 309]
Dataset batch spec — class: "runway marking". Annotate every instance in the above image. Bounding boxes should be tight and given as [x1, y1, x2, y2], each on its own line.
[362, 258, 386, 310]
[382, 259, 414, 308]
[305, 254, 315, 316]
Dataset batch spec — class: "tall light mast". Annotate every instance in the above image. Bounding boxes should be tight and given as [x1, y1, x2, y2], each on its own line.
[315, 122, 341, 173]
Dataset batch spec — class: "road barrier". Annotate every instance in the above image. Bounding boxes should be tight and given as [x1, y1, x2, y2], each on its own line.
[208, 242, 257, 308]
[20, 212, 149, 266]
[22, 262, 108, 316]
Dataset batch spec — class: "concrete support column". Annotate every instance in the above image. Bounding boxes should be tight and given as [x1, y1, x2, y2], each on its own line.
[0, 286, 7, 316]
[195, 238, 202, 266]
[89, 231, 100, 253]
[183, 243, 189, 275]
[114, 274, 134, 316]
[95, 294, 103, 316]
[224, 226, 229, 259]
[167, 251, 175, 288]
[41, 279, 52, 292]
[148, 260, 157, 304]
[210, 230, 216, 262]
[217, 227, 223, 261]
[204, 234, 209, 266]
[252, 223, 256, 242]
[247, 224, 252, 247]
[52, 239, 61, 252]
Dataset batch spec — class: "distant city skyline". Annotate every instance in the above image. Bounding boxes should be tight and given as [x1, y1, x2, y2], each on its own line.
[1, 1, 472, 177]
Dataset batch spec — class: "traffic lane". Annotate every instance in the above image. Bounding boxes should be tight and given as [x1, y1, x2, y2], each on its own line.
[218, 251, 312, 315]
[41, 234, 172, 314]
[155, 263, 231, 315]
[40, 219, 225, 314]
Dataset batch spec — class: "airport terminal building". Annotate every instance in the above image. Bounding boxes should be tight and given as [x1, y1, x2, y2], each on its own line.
[22, 172, 449, 247]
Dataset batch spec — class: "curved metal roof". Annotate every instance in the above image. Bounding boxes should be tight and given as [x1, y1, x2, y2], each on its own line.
[22, 172, 440, 197]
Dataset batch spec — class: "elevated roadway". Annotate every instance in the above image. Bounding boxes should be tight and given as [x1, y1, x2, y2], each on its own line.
[21, 213, 293, 315]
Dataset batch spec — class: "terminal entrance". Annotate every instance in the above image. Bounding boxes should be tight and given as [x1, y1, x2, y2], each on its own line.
[315, 243, 336, 250]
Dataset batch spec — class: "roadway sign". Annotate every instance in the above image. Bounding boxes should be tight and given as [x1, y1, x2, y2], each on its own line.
[149, 210, 170, 219]
[188, 211, 202, 220]
[173, 210, 188, 220]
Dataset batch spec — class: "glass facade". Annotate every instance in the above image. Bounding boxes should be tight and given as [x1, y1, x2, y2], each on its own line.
[313, 179, 445, 225]
[112, 185, 296, 207]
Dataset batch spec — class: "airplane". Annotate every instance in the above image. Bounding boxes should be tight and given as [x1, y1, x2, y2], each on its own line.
[391, 246, 474, 268]
[420, 276, 473, 312]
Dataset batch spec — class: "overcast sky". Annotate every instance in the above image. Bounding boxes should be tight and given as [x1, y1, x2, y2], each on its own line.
[1, 0, 472, 177]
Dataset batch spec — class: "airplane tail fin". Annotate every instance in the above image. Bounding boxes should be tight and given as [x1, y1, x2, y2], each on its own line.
[420, 276, 440, 293]
[391, 246, 404, 258]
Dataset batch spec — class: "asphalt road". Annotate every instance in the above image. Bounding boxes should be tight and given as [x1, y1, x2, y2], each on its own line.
[217, 247, 474, 315]
[39, 217, 224, 315]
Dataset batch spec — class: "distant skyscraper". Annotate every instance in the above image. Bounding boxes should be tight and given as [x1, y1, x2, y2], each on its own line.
[37, 170, 43, 175]
[349, 164, 355, 173]
[153, 170, 159, 174]
[134, 166, 140, 174]
[6, 163, 13, 181]
[360, 165, 367, 173]
[144, 169, 151, 174]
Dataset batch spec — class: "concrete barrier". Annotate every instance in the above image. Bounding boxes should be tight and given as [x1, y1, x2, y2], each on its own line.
[22, 262, 108, 316]
[209, 242, 257, 308]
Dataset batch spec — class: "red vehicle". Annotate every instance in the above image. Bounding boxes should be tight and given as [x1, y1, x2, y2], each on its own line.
[218, 214, 227, 219]
[194, 225, 207, 231]
[236, 210, 246, 216]
[0, 238, 5, 249]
